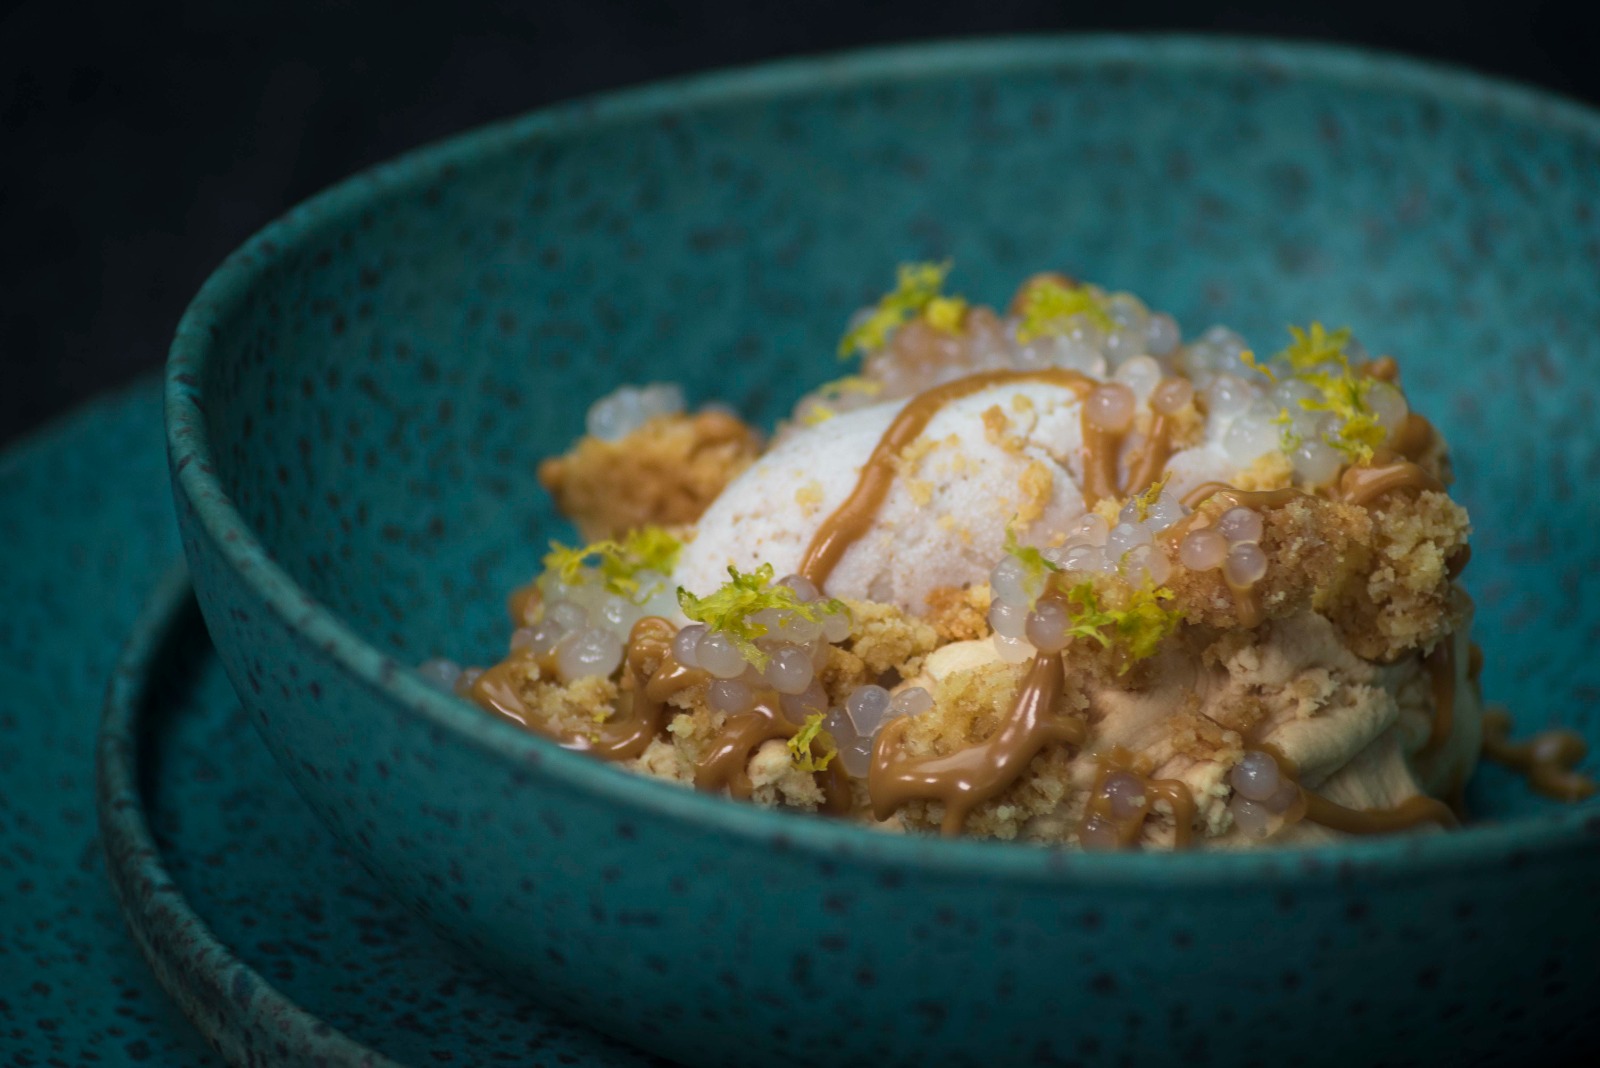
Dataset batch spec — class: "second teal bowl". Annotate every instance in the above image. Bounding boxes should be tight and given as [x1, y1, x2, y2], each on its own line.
[167, 36, 1600, 1066]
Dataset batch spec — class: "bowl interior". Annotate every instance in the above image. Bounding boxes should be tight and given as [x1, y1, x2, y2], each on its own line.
[190, 37, 1600, 826]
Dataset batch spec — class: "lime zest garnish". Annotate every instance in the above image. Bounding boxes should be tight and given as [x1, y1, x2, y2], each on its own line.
[788, 712, 839, 772]
[923, 295, 969, 335]
[1129, 472, 1172, 522]
[1002, 519, 1059, 607]
[542, 526, 683, 601]
[1273, 407, 1302, 451]
[1279, 322, 1353, 372]
[1063, 581, 1182, 671]
[677, 564, 847, 669]
[837, 261, 955, 359]
[1239, 348, 1277, 382]
[1014, 277, 1114, 343]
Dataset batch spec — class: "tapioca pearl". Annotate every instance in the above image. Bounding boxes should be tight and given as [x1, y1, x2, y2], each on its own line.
[780, 678, 829, 724]
[585, 383, 685, 441]
[1106, 521, 1153, 560]
[696, 631, 747, 679]
[1101, 327, 1145, 364]
[1291, 437, 1343, 487]
[1200, 325, 1248, 360]
[1124, 544, 1172, 587]
[838, 734, 875, 779]
[1215, 507, 1263, 545]
[778, 573, 820, 602]
[763, 644, 815, 695]
[597, 597, 635, 636]
[1222, 401, 1282, 465]
[455, 667, 483, 695]
[417, 658, 462, 691]
[1263, 779, 1302, 814]
[547, 600, 588, 631]
[1066, 512, 1110, 546]
[672, 623, 708, 667]
[846, 684, 893, 738]
[991, 555, 1036, 607]
[1113, 355, 1163, 400]
[988, 597, 1029, 639]
[1202, 373, 1257, 421]
[1178, 528, 1228, 571]
[1229, 750, 1282, 802]
[1228, 795, 1273, 838]
[1078, 815, 1121, 850]
[993, 633, 1037, 664]
[1150, 376, 1195, 416]
[1056, 340, 1108, 377]
[556, 627, 623, 681]
[1086, 383, 1136, 433]
[707, 678, 755, 714]
[751, 607, 823, 646]
[1223, 543, 1269, 587]
[1145, 313, 1180, 357]
[1144, 494, 1188, 532]
[1269, 378, 1319, 411]
[821, 608, 853, 644]
[1025, 599, 1073, 653]
[889, 687, 934, 717]
[1060, 544, 1108, 574]
[1367, 380, 1408, 434]
[1101, 771, 1149, 820]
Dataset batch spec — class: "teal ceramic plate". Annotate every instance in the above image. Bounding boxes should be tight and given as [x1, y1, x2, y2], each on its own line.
[0, 379, 215, 1066]
[98, 566, 663, 1066]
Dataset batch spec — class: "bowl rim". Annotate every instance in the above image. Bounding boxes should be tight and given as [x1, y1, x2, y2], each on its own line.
[167, 32, 1600, 888]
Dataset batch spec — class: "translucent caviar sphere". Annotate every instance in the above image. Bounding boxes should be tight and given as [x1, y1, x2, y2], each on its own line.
[585, 382, 685, 441]
[531, 565, 679, 683]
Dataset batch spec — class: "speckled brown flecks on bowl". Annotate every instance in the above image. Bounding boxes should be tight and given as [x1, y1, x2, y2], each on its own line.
[167, 37, 1600, 1068]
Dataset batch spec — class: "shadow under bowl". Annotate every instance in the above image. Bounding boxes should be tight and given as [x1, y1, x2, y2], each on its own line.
[167, 35, 1600, 1067]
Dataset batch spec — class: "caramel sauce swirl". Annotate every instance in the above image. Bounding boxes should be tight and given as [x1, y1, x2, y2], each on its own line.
[1337, 461, 1444, 506]
[1250, 740, 1454, 836]
[869, 652, 1084, 835]
[1077, 747, 1196, 850]
[693, 691, 853, 814]
[1481, 709, 1596, 802]
[798, 369, 1099, 587]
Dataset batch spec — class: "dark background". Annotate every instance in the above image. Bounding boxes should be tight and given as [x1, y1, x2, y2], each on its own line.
[3, 0, 1597, 447]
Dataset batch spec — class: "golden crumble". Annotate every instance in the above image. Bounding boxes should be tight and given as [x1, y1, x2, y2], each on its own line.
[537, 410, 761, 541]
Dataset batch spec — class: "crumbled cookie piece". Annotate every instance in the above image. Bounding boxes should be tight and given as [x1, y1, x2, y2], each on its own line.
[486, 655, 621, 739]
[840, 597, 941, 678]
[538, 410, 761, 540]
[924, 583, 993, 642]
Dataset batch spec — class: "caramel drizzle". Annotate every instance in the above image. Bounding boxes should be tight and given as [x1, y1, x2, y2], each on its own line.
[469, 617, 686, 761]
[468, 616, 849, 809]
[1252, 741, 1455, 836]
[1417, 640, 1456, 759]
[869, 652, 1084, 835]
[1076, 747, 1196, 850]
[798, 369, 1096, 586]
[506, 581, 542, 627]
[1481, 708, 1596, 802]
[692, 692, 853, 814]
[1336, 461, 1444, 506]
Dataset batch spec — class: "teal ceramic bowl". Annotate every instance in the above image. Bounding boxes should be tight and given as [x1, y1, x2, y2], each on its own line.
[167, 36, 1600, 1066]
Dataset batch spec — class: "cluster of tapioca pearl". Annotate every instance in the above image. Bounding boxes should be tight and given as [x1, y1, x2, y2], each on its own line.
[850, 290, 1184, 403]
[414, 567, 683, 691]
[669, 574, 933, 777]
[986, 491, 1189, 663]
[1178, 326, 1412, 486]
[1177, 506, 1270, 590]
[1227, 749, 1302, 837]
[1077, 769, 1155, 850]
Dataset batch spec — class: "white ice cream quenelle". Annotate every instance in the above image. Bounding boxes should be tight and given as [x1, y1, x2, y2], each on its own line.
[674, 379, 1242, 611]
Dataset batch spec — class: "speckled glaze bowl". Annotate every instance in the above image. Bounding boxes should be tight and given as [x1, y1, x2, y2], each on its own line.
[167, 37, 1600, 1066]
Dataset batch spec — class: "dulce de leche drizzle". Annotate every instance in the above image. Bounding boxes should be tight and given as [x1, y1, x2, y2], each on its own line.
[797, 369, 1100, 588]
[468, 617, 849, 810]
[693, 692, 853, 814]
[869, 652, 1084, 835]
[1252, 741, 1456, 835]
[1481, 708, 1597, 802]
[1077, 747, 1196, 850]
[469, 617, 686, 761]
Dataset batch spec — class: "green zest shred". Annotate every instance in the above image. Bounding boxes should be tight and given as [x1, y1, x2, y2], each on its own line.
[676, 563, 847, 669]
[1002, 520, 1060, 607]
[837, 260, 956, 358]
[542, 525, 682, 600]
[1242, 323, 1389, 464]
[1063, 581, 1182, 671]
[1014, 277, 1115, 343]
[788, 712, 839, 772]
[1129, 473, 1171, 522]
